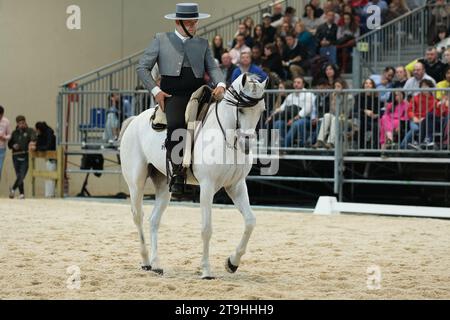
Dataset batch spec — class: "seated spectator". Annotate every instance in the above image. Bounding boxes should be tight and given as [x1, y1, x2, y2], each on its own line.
[436, 65, 450, 101]
[431, 26, 449, 47]
[262, 13, 277, 44]
[243, 16, 255, 35]
[275, 35, 288, 59]
[310, 0, 325, 18]
[313, 78, 354, 149]
[269, 76, 315, 148]
[404, 61, 437, 98]
[400, 79, 444, 149]
[319, 1, 341, 24]
[103, 91, 121, 144]
[252, 25, 265, 49]
[229, 34, 251, 65]
[370, 66, 395, 103]
[320, 63, 341, 88]
[419, 47, 447, 82]
[272, 6, 298, 28]
[0, 105, 12, 182]
[251, 44, 263, 68]
[212, 35, 225, 64]
[271, 1, 284, 22]
[354, 78, 380, 148]
[393, 66, 409, 89]
[310, 79, 333, 145]
[273, 80, 294, 111]
[232, 24, 253, 48]
[316, 10, 338, 65]
[385, 0, 410, 23]
[303, 4, 323, 35]
[336, 12, 360, 73]
[278, 21, 294, 38]
[8, 115, 36, 199]
[442, 48, 450, 66]
[262, 43, 285, 80]
[294, 21, 317, 58]
[338, 3, 361, 27]
[231, 52, 268, 83]
[220, 52, 237, 87]
[379, 91, 409, 149]
[282, 32, 309, 79]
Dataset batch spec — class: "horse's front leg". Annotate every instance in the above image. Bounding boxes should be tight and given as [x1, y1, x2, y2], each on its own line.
[200, 183, 215, 279]
[224, 181, 256, 273]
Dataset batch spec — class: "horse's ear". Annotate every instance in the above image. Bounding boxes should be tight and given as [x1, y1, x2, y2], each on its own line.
[262, 77, 269, 89]
[241, 73, 247, 88]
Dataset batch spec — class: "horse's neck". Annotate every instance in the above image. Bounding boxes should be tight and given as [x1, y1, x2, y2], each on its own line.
[211, 99, 236, 130]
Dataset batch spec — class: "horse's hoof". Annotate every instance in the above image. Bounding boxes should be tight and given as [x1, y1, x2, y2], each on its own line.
[202, 276, 216, 280]
[152, 268, 164, 276]
[141, 265, 152, 271]
[225, 257, 239, 273]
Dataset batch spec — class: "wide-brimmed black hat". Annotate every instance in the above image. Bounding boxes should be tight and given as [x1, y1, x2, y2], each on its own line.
[164, 3, 210, 20]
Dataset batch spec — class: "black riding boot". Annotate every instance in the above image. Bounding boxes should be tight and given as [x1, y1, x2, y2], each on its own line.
[169, 163, 186, 196]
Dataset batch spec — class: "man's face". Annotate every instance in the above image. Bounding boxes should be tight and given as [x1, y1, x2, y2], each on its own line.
[240, 54, 251, 67]
[252, 47, 261, 59]
[326, 11, 335, 24]
[263, 17, 271, 25]
[413, 64, 425, 79]
[285, 36, 295, 47]
[395, 67, 406, 80]
[426, 49, 437, 63]
[222, 54, 231, 66]
[236, 36, 245, 47]
[273, 4, 283, 15]
[384, 69, 395, 82]
[238, 24, 247, 34]
[17, 120, 27, 130]
[293, 78, 304, 89]
[176, 19, 198, 36]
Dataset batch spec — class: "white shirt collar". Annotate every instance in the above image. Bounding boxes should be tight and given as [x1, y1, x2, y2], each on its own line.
[175, 29, 190, 42]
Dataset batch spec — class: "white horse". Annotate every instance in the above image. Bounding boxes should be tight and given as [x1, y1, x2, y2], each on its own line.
[120, 73, 267, 279]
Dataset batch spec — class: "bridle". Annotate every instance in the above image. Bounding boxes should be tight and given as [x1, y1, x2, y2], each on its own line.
[215, 85, 265, 151]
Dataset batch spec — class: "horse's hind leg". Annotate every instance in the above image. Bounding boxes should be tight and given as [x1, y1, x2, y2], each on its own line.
[224, 181, 256, 273]
[148, 169, 171, 275]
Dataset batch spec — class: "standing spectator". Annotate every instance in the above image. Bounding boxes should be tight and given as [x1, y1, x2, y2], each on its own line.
[436, 65, 450, 101]
[212, 35, 225, 64]
[220, 52, 238, 87]
[403, 61, 437, 98]
[0, 105, 12, 181]
[282, 33, 309, 79]
[320, 1, 341, 24]
[262, 13, 277, 44]
[316, 10, 338, 64]
[432, 26, 449, 47]
[303, 4, 323, 35]
[231, 52, 268, 82]
[379, 91, 409, 149]
[336, 12, 359, 73]
[418, 47, 447, 83]
[35, 122, 57, 198]
[8, 115, 36, 199]
[370, 66, 395, 103]
[262, 43, 285, 80]
[229, 34, 251, 65]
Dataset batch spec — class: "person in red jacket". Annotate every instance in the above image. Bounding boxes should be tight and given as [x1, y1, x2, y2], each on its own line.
[400, 79, 438, 149]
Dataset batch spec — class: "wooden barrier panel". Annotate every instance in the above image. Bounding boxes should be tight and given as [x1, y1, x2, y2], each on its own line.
[29, 146, 64, 197]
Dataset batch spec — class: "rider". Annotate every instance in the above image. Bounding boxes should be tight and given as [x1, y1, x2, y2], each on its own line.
[137, 3, 225, 196]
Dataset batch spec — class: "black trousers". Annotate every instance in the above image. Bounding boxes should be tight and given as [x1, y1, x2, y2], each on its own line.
[12, 154, 29, 195]
[164, 95, 190, 166]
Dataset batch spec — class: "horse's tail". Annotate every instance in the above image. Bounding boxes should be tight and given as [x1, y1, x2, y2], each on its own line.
[119, 116, 136, 142]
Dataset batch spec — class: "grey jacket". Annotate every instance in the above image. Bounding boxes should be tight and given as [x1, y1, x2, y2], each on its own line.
[136, 32, 224, 93]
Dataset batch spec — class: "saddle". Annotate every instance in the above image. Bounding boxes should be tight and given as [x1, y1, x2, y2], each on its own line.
[150, 85, 215, 169]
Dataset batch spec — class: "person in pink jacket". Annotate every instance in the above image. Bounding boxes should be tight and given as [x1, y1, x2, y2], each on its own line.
[379, 91, 409, 148]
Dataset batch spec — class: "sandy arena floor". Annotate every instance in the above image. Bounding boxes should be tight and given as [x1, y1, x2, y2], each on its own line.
[0, 199, 449, 299]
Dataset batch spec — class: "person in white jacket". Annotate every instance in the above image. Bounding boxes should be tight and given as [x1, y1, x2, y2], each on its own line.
[267, 76, 315, 147]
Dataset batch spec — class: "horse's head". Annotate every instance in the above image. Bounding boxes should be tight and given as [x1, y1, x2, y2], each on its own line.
[224, 73, 268, 154]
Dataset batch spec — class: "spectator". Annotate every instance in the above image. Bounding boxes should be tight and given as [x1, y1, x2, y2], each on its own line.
[273, 80, 294, 111]
[274, 35, 288, 59]
[243, 16, 255, 35]
[436, 65, 450, 100]
[232, 24, 253, 48]
[231, 52, 268, 82]
[310, 79, 333, 145]
[269, 76, 315, 147]
[385, 0, 410, 23]
[393, 66, 409, 89]
[336, 12, 360, 73]
[212, 35, 225, 64]
[379, 91, 409, 149]
[220, 52, 238, 87]
[262, 43, 285, 80]
[362, 0, 389, 22]
[251, 44, 264, 68]
[35, 122, 57, 198]
[321, 63, 340, 87]
[0, 105, 12, 181]
[229, 34, 251, 65]
[401, 79, 445, 149]
[418, 47, 447, 82]
[253, 25, 265, 49]
[354, 78, 380, 148]
[103, 91, 121, 144]
[278, 21, 294, 38]
[310, 0, 325, 18]
[404, 61, 437, 97]
[316, 10, 338, 65]
[429, 0, 450, 36]
[432, 25, 449, 47]
[370, 66, 395, 103]
[313, 78, 354, 149]
[271, 1, 284, 22]
[442, 48, 450, 66]
[294, 21, 316, 58]
[320, 1, 341, 24]
[8, 115, 36, 199]
[303, 4, 323, 35]
[262, 13, 277, 44]
[339, 3, 361, 27]
[272, 6, 298, 28]
[282, 32, 309, 79]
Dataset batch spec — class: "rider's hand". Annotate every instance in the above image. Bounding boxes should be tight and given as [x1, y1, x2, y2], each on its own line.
[212, 86, 225, 101]
[155, 91, 172, 111]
